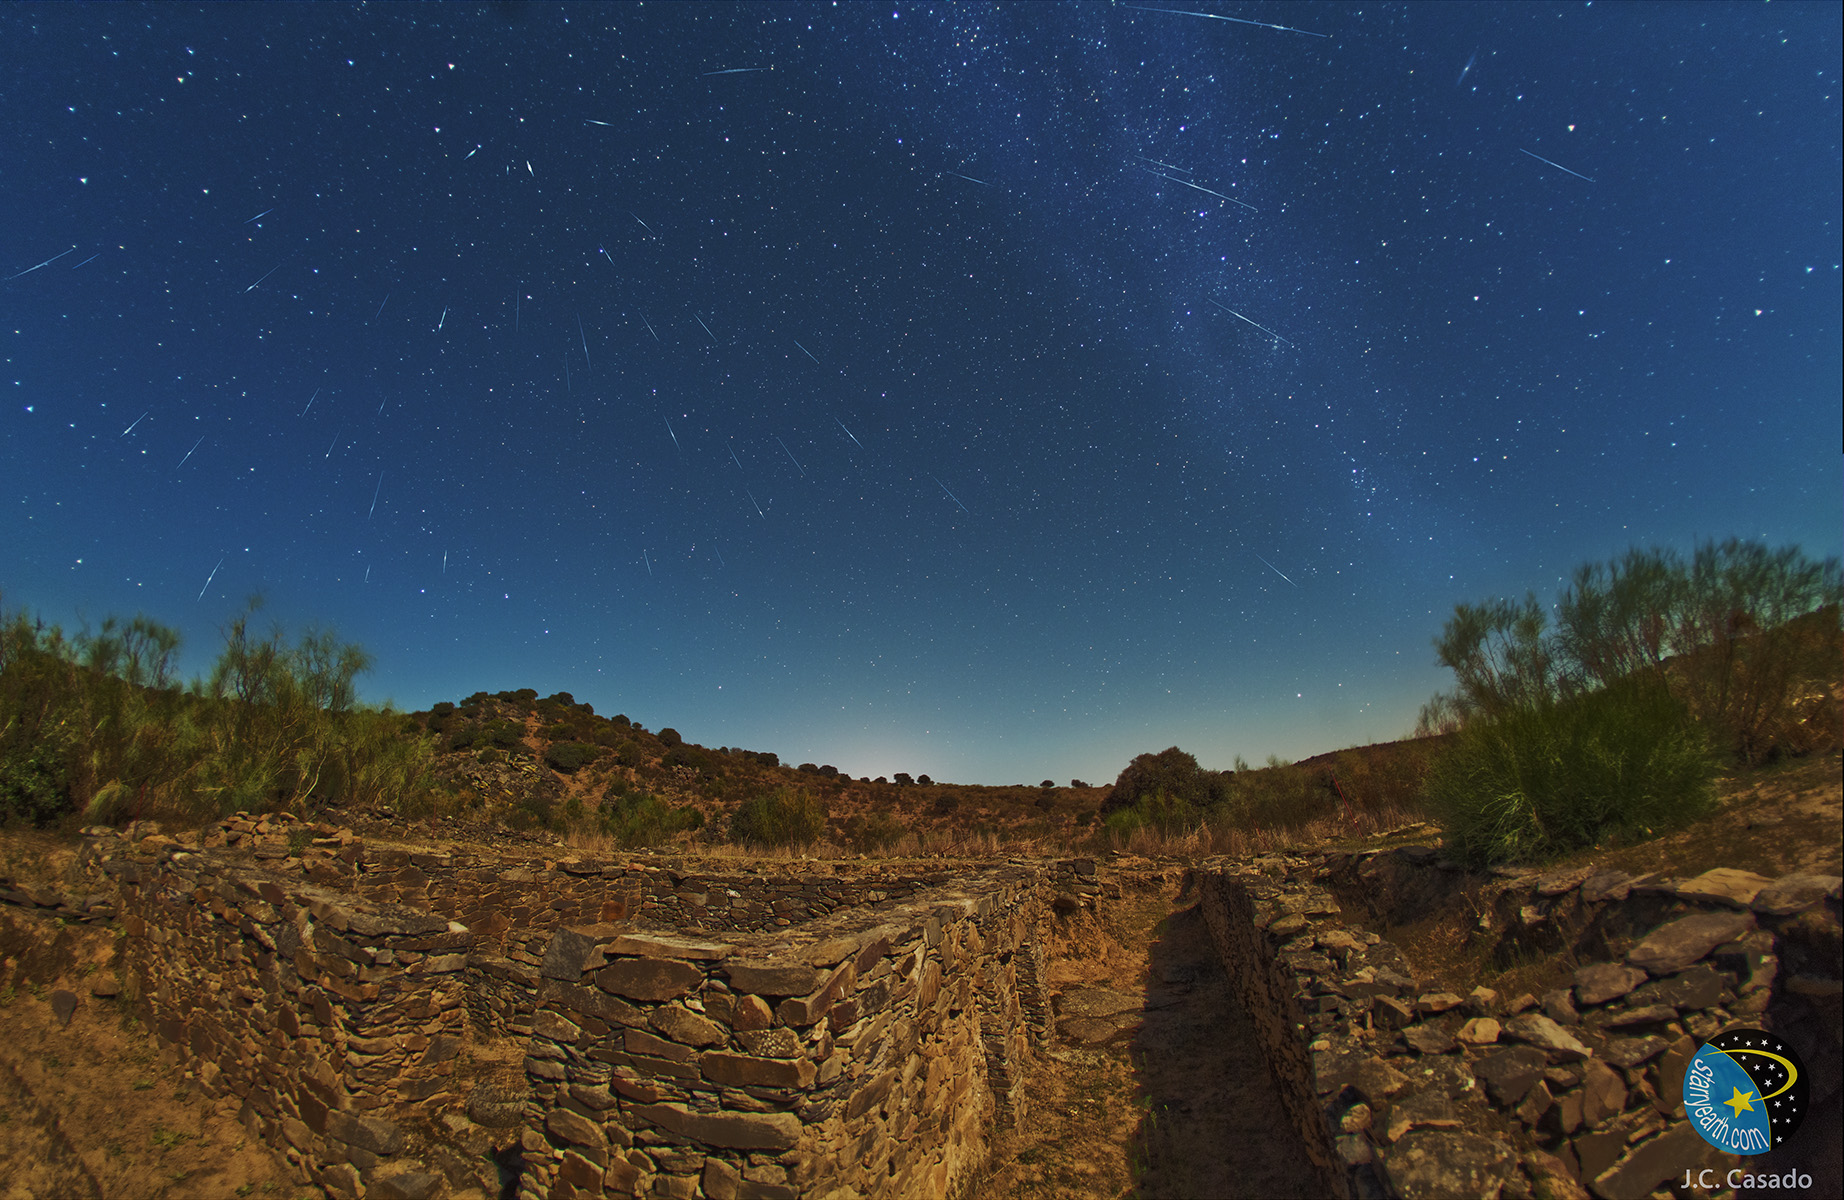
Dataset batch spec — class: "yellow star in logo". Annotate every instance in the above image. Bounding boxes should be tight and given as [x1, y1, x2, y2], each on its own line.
[1724, 1086, 1757, 1118]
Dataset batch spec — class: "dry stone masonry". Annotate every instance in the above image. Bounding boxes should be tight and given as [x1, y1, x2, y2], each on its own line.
[5, 808, 1836, 1199]
[8, 815, 1057, 1199]
[1196, 848, 1842, 1200]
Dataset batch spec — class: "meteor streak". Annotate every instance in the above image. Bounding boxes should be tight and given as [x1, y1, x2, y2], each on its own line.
[300, 388, 320, 416]
[6, 247, 76, 280]
[1518, 148, 1595, 183]
[1253, 552, 1297, 587]
[578, 314, 591, 368]
[244, 207, 274, 224]
[244, 264, 281, 292]
[368, 473, 384, 520]
[834, 417, 864, 449]
[776, 437, 807, 477]
[931, 473, 971, 514]
[1120, 4, 1329, 36]
[121, 411, 148, 437]
[176, 435, 204, 469]
[198, 556, 224, 601]
[793, 340, 821, 366]
[1208, 298, 1294, 346]
[665, 416, 682, 452]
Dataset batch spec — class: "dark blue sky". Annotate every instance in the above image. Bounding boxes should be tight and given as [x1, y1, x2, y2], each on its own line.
[4, 3, 1838, 784]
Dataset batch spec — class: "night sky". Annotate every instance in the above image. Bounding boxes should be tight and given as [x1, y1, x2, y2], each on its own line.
[4, 3, 1839, 786]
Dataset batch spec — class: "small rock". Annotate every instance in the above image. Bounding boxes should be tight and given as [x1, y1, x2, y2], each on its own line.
[1466, 985, 1500, 1015]
[1339, 1102, 1373, 1133]
[1601, 1035, 1670, 1070]
[1503, 1012, 1590, 1060]
[1456, 1017, 1501, 1046]
[1580, 1060, 1627, 1129]
[49, 989, 79, 1027]
[1473, 1046, 1549, 1107]
[1579, 869, 1634, 903]
[1541, 988, 1580, 1026]
[1515, 1079, 1554, 1128]
[1416, 992, 1466, 1015]
[88, 976, 121, 999]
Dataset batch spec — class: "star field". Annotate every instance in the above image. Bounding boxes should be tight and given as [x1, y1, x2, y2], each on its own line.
[3, 3, 1838, 784]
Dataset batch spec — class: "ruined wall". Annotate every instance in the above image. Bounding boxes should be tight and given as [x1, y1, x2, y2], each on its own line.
[1197, 851, 1843, 1200]
[515, 867, 1049, 1200]
[16, 817, 1055, 1200]
[87, 823, 478, 1198]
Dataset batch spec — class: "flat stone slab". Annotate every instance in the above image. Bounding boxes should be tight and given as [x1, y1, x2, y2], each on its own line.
[1672, 868, 1773, 909]
[1057, 1015, 1138, 1045]
[1625, 910, 1754, 976]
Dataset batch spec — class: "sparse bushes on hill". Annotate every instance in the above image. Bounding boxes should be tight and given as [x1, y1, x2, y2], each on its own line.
[1102, 747, 1230, 815]
[729, 787, 826, 848]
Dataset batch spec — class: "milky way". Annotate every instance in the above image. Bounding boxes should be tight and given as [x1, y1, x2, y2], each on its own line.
[3, 4, 1838, 783]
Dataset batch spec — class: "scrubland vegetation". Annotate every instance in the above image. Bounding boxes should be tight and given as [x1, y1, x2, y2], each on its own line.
[2, 537, 1836, 868]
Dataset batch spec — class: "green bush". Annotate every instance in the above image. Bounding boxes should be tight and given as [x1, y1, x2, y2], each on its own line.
[1102, 747, 1230, 815]
[729, 787, 826, 848]
[1424, 679, 1716, 867]
[1101, 788, 1204, 838]
[544, 742, 601, 773]
[599, 790, 701, 847]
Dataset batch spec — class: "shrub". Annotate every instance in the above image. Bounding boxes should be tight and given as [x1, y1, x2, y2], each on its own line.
[663, 744, 711, 773]
[544, 742, 601, 773]
[1424, 679, 1716, 867]
[1102, 747, 1229, 814]
[1102, 788, 1203, 838]
[729, 787, 826, 848]
[916, 774, 932, 786]
[657, 727, 683, 747]
[842, 811, 906, 852]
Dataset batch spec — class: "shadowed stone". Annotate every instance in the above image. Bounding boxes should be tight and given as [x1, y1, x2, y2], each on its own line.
[597, 957, 704, 1001]
[1627, 964, 1727, 1011]
[1379, 1130, 1516, 1199]
[48, 989, 79, 1027]
[1580, 1060, 1627, 1129]
[468, 1088, 525, 1129]
[1751, 873, 1843, 916]
[1384, 1089, 1461, 1142]
[542, 923, 623, 980]
[1574, 962, 1648, 1007]
[1602, 1034, 1670, 1070]
[1625, 911, 1754, 976]
[327, 1111, 404, 1155]
[1473, 1046, 1548, 1107]
[723, 961, 822, 996]
[1402, 1023, 1456, 1056]
[1580, 869, 1634, 903]
[547, 1107, 606, 1148]
[371, 1171, 442, 1200]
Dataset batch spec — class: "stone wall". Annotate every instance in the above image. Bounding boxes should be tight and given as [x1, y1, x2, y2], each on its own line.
[87, 825, 477, 1199]
[513, 865, 1049, 1200]
[1196, 851, 1843, 1200]
[11, 817, 1058, 1199]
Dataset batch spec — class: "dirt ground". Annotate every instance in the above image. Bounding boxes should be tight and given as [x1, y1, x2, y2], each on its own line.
[977, 871, 1321, 1199]
[0, 912, 306, 1200]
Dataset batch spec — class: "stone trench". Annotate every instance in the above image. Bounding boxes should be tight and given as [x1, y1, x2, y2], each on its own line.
[2, 814, 1837, 1199]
